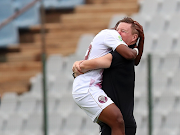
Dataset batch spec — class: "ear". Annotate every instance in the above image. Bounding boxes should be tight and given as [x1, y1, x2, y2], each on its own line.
[132, 34, 138, 42]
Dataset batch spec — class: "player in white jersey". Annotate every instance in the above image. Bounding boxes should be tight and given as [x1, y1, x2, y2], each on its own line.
[72, 22, 139, 135]
[73, 29, 127, 95]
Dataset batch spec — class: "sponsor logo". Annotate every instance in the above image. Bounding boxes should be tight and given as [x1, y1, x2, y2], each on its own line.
[98, 95, 108, 103]
[118, 35, 122, 41]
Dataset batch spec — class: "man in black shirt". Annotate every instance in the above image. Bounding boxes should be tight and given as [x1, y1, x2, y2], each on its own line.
[100, 44, 138, 135]
[73, 18, 144, 135]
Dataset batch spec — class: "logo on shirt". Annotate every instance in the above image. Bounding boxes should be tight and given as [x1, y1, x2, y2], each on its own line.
[118, 36, 122, 41]
[98, 95, 108, 103]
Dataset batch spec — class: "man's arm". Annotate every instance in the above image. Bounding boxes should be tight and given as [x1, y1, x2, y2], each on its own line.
[80, 53, 112, 72]
[72, 53, 112, 76]
[134, 21, 144, 66]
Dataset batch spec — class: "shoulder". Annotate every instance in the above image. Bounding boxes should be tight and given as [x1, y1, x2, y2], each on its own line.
[101, 29, 122, 42]
[105, 29, 119, 35]
[94, 29, 119, 40]
[99, 29, 119, 35]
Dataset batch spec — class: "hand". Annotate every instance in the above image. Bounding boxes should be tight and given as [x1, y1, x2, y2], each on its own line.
[72, 60, 84, 78]
[134, 21, 144, 40]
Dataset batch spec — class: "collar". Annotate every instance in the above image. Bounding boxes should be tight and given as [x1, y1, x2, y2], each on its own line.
[128, 43, 136, 49]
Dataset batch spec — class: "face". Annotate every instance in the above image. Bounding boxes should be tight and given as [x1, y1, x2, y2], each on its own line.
[116, 22, 136, 45]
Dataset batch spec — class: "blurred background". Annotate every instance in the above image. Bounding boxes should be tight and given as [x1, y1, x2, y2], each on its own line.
[0, 0, 180, 135]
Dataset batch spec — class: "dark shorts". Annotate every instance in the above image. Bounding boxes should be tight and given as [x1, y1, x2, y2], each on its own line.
[99, 122, 136, 135]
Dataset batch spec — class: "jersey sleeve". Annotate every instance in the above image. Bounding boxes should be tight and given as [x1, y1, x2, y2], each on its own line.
[104, 30, 127, 51]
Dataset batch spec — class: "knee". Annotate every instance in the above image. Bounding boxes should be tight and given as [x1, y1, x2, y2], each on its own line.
[112, 112, 125, 127]
[116, 115, 125, 127]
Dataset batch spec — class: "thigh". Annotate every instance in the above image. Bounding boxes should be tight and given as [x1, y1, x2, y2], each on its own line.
[98, 103, 123, 126]
[72, 86, 114, 122]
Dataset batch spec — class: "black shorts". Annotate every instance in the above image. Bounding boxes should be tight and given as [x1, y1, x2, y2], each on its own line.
[99, 122, 136, 135]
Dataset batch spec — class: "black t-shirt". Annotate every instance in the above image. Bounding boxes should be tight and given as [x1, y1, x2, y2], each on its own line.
[102, 45, 136, 128]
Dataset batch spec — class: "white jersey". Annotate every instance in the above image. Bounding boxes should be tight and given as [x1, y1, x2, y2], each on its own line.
[73, 29, 127, 94]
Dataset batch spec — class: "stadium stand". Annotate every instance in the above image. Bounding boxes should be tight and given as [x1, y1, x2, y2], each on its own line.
[43, 0, 85, 9]
[134, 96, 148, 118]
[167, 13, 180, 38]
[29, 73, 43, 95]
[17, 92, 39, 118]
[14, 0, 40, 28]
[138, 0, 159, 21]
[35, 93, 61, 114]
[175, 33, 180, 53]
[48, 112, 63, 135]
[150, 53, 163, 73]
[152, 113, 163, 135]
[0, 22, 19, 47]
[0, 1, 14, 20]
[131, 13, 148, 32]
[134, 69, 147, 98]
[0, 115, 5, 135]
[2, 113, 24, 135]
[46, 94, 59, 113]
[49, 72, 70, 97]
[153, 33, 174, 55]
[61, 112, 85, 135]
[0, 1, 19, 46]
[134, 111, 148, 135]
[159, 0, 178, 19]
[169, 70, 180, 98]
[0, 92, 19, 118]
[46, 54, 64, 88]
[108, 14, 127, 28]
[42, 0, 58, 9]
[152, 71, 169, 99]
[154, 90, 176, 117]
[20, 112, 43, 135]
[77, 117, 99, 135]
[56, 93, 77, 118]
[1, 0, 180, 135]
[155, 111, 180, 135]
[56, 0, 85, 9]
[162, 52, 180, 73]
[145, 14, 167, 38]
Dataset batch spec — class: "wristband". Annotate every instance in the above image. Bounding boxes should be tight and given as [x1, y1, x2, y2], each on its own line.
[133, 48, 139, 55]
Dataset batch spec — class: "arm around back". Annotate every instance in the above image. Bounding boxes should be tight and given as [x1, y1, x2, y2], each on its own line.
[80, 53, 112, 73]
[115, 44, 137, 60]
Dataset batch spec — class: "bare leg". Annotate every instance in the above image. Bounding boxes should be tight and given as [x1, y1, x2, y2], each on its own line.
[98, 103, 125, 135]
